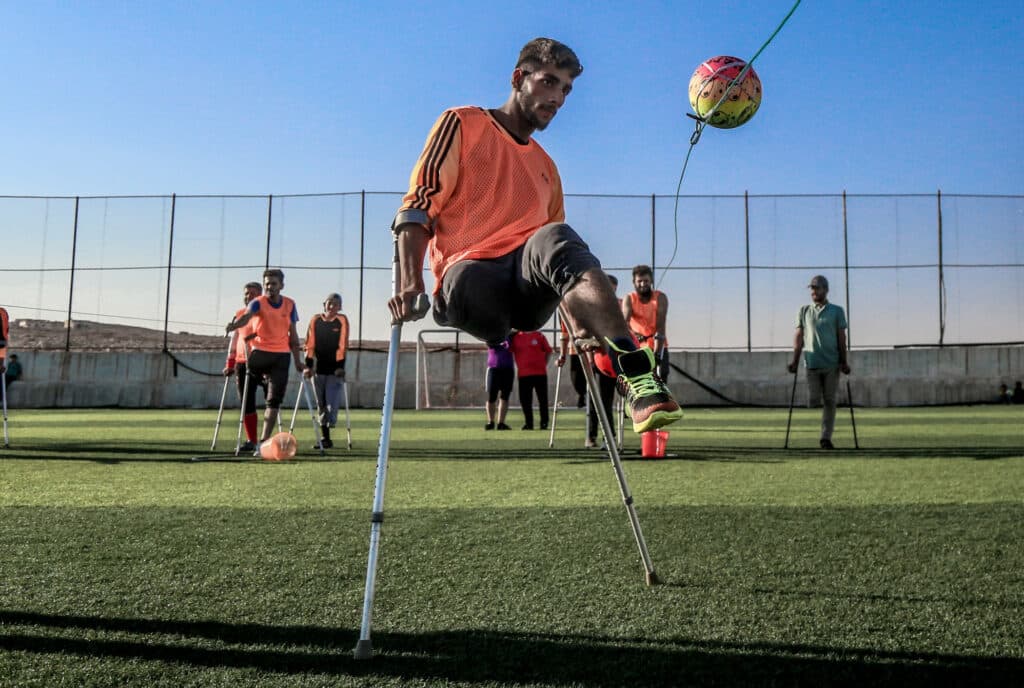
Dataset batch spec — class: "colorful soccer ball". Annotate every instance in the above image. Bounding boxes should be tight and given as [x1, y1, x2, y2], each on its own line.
[688, 56, 762, 129]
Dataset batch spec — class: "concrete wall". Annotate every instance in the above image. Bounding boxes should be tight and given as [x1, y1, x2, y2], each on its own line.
[3, 345, 1022, 409]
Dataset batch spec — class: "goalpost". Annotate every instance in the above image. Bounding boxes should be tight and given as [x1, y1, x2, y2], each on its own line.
[415, 328, 482, 410]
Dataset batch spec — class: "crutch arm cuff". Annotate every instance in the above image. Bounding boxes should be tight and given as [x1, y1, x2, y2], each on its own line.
[392, 209, 433, 236]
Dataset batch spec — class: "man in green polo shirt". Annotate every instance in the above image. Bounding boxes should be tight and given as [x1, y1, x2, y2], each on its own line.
[787, 275, 850, 449]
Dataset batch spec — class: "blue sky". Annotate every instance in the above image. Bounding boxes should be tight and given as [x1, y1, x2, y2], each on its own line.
[2, 1, 1022, 348]
[3, 0, 1022, 197]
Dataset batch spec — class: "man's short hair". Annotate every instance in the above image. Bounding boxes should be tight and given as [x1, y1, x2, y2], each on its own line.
[244, 281, 262, 292]
[808, 274, 829, 291]
[516, 38, 583, 78]
[632, 265, 654, 280]
[263, 268, 285, 282]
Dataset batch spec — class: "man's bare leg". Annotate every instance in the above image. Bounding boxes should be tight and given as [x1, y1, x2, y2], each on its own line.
[559, 268, 682, 433]
[560, 268, 631, 344]
[261, 407, 280, 442]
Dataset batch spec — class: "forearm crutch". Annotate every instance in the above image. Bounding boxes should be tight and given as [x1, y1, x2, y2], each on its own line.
[211, 338, 234, 450]
[354, 242, 429, 660]
[234, 336, 257, 456]
[548, 364, 562, 448]
[560, 306, 660, 586]
[846, 378, 860, 449]
[234, 369, 252, 457]
[783, 368, 799, 449]
[301, 377, 325, 455]
[615, 394, 624, 450]
[2, 372, 9, 449]
[342, 379, 353, 449]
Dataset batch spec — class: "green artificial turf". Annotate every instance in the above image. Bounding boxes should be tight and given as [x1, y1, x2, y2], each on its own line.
[1, 406, 1022, 686]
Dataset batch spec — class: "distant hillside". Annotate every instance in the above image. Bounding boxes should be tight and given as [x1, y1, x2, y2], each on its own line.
[5, 319, 229, 351]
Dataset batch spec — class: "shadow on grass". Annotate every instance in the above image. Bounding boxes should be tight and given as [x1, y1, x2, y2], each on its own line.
[3, 442, 1020, 464]
[1, 610, 1021, 686]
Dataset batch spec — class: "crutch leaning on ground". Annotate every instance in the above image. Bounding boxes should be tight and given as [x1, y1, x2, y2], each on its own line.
[354, 238, 428, 660]
[211, 337, 235, 451]
[559, 305, 660, 586]
[290, 375, 324, 455]
[341, 378, 353, 449]
[2, 368, 9, 449]
[548, 358, 562, 448]
[784, 365, 799, 449]
[234, 336, 256, 457]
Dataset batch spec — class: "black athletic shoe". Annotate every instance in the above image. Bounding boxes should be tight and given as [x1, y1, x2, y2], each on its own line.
[609, 341, 683, 433]
[521, 424, 534, 431]
[540, 422, 548, 430]
[496, 423, 511, 430]
[484, 422, 495, 430]
[316, 438, 333, 449]
[238, 441, 256, 452]
[820, 438, 835, 449]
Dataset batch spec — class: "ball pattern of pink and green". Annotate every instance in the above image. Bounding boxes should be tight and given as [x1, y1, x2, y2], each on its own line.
[688, 55, 762, 129]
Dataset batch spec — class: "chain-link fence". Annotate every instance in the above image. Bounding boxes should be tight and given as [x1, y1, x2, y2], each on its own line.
[2, 191, 1021, 351]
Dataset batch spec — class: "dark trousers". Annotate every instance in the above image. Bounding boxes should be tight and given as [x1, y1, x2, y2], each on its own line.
[518, 374, 549, 428]
[587, 372, 618, 442]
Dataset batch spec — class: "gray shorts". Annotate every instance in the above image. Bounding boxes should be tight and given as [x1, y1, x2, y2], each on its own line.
[433, 223, 600, 346]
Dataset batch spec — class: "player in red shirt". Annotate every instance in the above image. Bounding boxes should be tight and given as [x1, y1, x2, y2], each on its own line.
[510, 330, 553, 430]
[388, 38, 682, 434]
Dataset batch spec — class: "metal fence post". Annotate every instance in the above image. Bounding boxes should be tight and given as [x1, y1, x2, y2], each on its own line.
[64, 196, 80, 351]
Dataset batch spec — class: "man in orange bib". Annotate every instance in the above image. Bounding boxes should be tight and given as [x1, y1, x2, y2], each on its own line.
[387, 38, 682, 434]
[222, 281, 265, 451]
[226, 269, 309, 448]
[622, 265, 670, 382]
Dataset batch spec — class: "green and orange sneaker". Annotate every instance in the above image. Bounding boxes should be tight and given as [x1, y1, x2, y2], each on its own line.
[608, 340, 683, 433]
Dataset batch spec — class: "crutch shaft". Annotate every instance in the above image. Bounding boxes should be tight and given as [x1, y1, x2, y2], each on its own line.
[211, 375, 231, 450]
[578, 345, 659, 585]
[846, 378, 859, 449]
[558, 305, 659, 585]
[784, 368, 798, 449]
[355, 320, 402, 659]
[548, 365, 562, 448]
[2, 372, 9, 448]
[343, 380, 352, 449]
[303, 377, 324, 454]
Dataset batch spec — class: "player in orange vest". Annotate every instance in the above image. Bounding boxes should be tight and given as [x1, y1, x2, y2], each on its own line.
[226, 269, 309, 448]
[222, 281, 265, 451]
[387, 38, 681, 434]
[304, 292, 350, 449]
[622, 265, 670, 382]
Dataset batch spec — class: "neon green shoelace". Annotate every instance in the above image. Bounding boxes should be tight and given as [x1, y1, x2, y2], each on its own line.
[621, 371, 662, 400]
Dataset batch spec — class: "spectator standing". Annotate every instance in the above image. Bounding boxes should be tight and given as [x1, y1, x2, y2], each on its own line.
[484, 338, 514, 430]
[510, 330, 552, 430]
[787, 275, 850, 449]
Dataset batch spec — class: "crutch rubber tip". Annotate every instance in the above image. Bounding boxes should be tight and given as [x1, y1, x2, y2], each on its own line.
[646, 571, 662, 586]
[353, 639, 374, 660]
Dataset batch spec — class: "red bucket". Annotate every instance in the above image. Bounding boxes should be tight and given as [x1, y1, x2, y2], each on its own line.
[640, 429, 669, 458]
